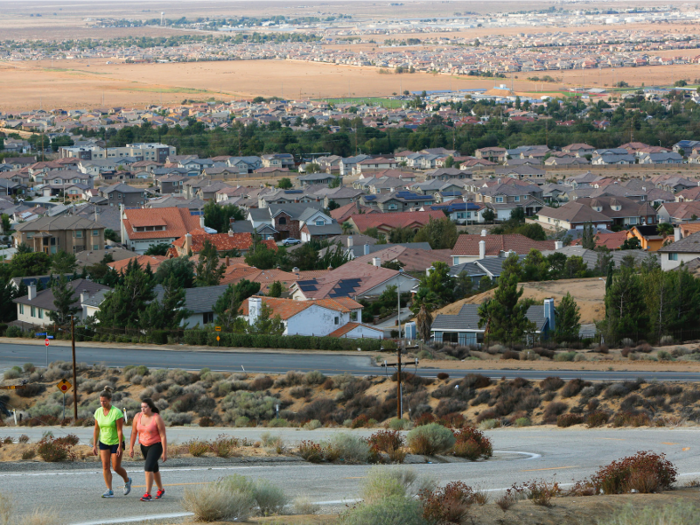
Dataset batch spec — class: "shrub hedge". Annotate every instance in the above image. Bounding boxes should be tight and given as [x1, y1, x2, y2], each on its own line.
[182, 330, 383, 351]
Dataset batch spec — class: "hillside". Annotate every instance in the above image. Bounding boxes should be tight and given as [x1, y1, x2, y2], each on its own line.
[434, 277, 606, 324]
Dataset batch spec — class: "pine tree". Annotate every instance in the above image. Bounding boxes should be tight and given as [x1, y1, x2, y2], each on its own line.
[50, 250, 77, 275]
[214, 280, 261, 331]
[581, 223, 596, 250]
[248, 303, 285, 336]
[195, 240, 225, 287]
[268, 281, 284, 298]
[554, 292, 581, 343]
[48, 277, 80, 326]
[97, 262, 156, 328]
[601, 265, 647, 344]
[0, 278, 17, 323]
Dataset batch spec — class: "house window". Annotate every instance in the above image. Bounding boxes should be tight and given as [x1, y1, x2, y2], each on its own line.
[669, 253, 678, 261]
[350, 311, 358, 321]
[31, 306, 35, 317]
[203, 312, 214, 324]
[495, 197, 504, 203]
[388, 204, 397, 210]
[92, 230, 99, 236]
[76, 231, 82, 238]
[38, 308, 43, 319]
[629, 217, 637, 225]
[19, 304, 24, 315]
[278, 217, 287, 225]
[93, 244, 99, 250]
[315, 220, 325, 226]
[514, 196, 520, 202]
[334, 317, 339, 325]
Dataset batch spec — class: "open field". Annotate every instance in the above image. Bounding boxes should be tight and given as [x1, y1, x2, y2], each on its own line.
[2, 57, 699, 111]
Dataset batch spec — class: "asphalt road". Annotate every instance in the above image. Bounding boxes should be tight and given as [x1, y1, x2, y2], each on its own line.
[2, 428, 700, 524]
[2, 341, 700, 382]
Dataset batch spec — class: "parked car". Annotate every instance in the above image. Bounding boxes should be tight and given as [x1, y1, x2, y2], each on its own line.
[281, 238, 301, 246]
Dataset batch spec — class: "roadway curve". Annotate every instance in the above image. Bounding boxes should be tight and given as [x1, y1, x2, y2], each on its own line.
[2, 341, 700, 382]
[1, 427, 699, 524]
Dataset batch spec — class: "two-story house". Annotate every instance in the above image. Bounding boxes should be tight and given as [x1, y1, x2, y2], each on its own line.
[100, 183, 147, 208]
[14, 216, 106, 254]
[261, 154, 295, 169]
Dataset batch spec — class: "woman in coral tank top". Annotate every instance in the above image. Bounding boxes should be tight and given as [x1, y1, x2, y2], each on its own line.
[129, 398, 168, 502]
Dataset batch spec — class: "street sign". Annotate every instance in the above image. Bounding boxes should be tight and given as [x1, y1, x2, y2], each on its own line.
[56, 379, 72, 393]
[47, 336, 54, 339]
[0, 385, 26, 390]
[35, 332, 46, 337]
[216, 335, 220, 341]
[45, 338, 50, 347]
[215, 326, 222, 332]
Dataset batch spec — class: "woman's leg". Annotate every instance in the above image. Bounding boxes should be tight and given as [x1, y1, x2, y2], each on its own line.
[153, 471, 163, 491]
[145, 471, 154, 495]
[111, 448, 129, 483]
[100, 449, 113, 490]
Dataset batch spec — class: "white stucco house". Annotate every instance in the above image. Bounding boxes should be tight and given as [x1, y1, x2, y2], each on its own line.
[241, 296, 382, 339]
[657, 229, 700, 271]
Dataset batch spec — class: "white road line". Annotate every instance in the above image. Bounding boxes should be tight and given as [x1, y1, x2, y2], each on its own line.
[72, 512, 193, 525]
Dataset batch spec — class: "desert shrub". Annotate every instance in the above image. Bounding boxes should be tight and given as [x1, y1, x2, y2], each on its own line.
[295, 398, 337, 424]
[434, 398, 468, 418]
[209, 435, 239, 458]
[161, 410, 193, 426]
[543, 402, 568, 424]
[37, 435, 74, 462]
[554, 351, 576, 362]
[595, 344, 609, 354]
[221, 391, 279, 423]
[298, 440, 324, 463]
[187, 439, 210, 457]
[386, 417, 412, 431]
[302, 419, 322, 430]
[289, 386, 310, 399]
[586, 411, 609, 428]
[249, 375, 273, 391]
[332, 373, 355, 390]
[600, 501, 700, 525]
[304, 370, 327, 385]
[539, 377, 564, 392]
[501, 350, 520, 360]
[533, 347, 555, 359]
[635, 343, 653, 354]
[560, 379, 586, 398]
[657, 350, 672, 361]
[361, 467, 425, 504]
[520, 480, 560, 507]
[329, 433, 370, 464]
[514, 417, 531, 427]
[22, 449, 36, 460]
[252, 479, 288, 516]
[16, 383, 46, 398]
[274, 371, 303, 388]
[182, 483, 254, 522]
[18, 435, 29, 444]
[407, 423, 455, 456]
[589, 451, 677, 494]
[461, 374, 491, 390]
[453, 427, 492, 461]
[293, 497, 321, 515]
[437, 372, 449, 380]
[351, 414, 371, 429]
[612, 411, 651, 428]
[338, 496, 426, 525]
[414, 413, 436, 427]
[604, 383, 631, 399]
[420, 481, 480, 524]
[557, 413, 584, 428]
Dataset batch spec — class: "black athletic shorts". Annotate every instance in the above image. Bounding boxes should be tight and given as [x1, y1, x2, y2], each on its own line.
[140, 442, 163, 473]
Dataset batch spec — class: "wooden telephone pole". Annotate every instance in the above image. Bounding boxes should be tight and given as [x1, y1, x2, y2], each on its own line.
[71, 316, 78, 422]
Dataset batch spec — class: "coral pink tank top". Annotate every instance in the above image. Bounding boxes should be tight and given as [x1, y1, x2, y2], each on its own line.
[137, 413, 162, 446]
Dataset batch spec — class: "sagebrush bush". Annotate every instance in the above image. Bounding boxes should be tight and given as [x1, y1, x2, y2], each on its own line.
[561, 378, 587, 398]
[293, 496, 321, 515]
[298, 440, 324, 463]
[587, 411, 610, 428]
[557, 413, 584, 428]
[304, 370, 327, 385]
[302, 419, 322, 430]
[539, 376, 564, 392]
[421, 481, 480, 524]
[543, 402, 568, 424]
[599, 502, 700, 525]
[407, 424, 455, 456]
[252, 479, 288, 516]
[589, 451, 677, 494]
[453, 427, 492, 461]
[182, 483, 254, 522]
[338, 496, 426, 525]
[329, 433, 370, 464]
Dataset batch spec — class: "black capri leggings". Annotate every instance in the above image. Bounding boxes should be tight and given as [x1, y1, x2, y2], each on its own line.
[140, 442, 163, 473]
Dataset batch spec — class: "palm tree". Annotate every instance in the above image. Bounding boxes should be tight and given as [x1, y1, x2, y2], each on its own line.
[416, 304, 434, 343]
[341, 221, 353, 234]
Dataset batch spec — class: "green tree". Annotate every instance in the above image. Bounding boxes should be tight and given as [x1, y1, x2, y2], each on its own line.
[144, 243, 171, 256]
[481, 208, 495, 224]
[413, 218, 458, 249]
[0, 214, 10, 233]
[244, 241, 279, 270]
[580, 223, 596, 250]
[213, 279, 261, 331]
[48, 277, 80, 326]
[563, 256, 589, 278]
[341, 221, 353, 234]
[104, 229, 120, 243]
[600, 265, 647, 344]
[195, 240, 225, 286]
[141, 275, 189, 330]
[522, 249, 547, 282]
[453, 270, 473, 300]
[553, 292, 581, 343]
[155, 256, 196, 288]
[388, 226, 415, 244]
[0, 278, 17, 323]
[277, 177, 293, 189]
[329, 176, 342, 188]
[657, 223, 673, 237]
[248, 302, 285, 335]
[478, 253, 535, 347]
[203, 201, 245, 233]
[411, 262, 454, 313]
[50, 251, 77, 275]
[416, 304, 433, 342]
[9, 252, 51, 278]
[620, 237, 641, 250]
[96, 260, 156, 328]
[268, 281, 284, 297]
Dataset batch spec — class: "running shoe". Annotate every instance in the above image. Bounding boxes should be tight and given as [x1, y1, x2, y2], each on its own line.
[155, 488, 165, 500]
[123, 477, 132, 496]
[140, 493, 152, 502]
[102, 489, 114, 498]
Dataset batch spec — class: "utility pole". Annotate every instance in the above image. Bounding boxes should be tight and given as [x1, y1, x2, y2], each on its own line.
[396, 269, 404, 419]
[71, 316, 78, 423]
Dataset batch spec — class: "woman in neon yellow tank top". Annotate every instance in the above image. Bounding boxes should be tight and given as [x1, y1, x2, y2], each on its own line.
[93, 387, 132, 498]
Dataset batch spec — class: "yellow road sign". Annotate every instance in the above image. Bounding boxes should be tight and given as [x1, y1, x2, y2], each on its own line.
[216, 335, 220, 341]
[56, 379, 72, 393]
[215, 326, 222, 332]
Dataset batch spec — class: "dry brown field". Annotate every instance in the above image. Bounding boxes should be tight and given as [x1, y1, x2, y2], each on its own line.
[3, 57, 700, 111]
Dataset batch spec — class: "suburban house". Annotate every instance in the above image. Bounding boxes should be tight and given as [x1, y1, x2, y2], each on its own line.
[100, 183, 148, 208]
[354, 157, 399, 175]
[475, 147, 507, 163]
[657, 202, 700, 223]
[348, 244, 452, 273]
[261, 154, 295, 169]
[108, 255, 168, 274]
[626, 225, 667, 251]
[12, 279, 111, 328]
[220, 265, 330, 294]
[292, 259, 418, 300]
[450, 232, 557, 265]
[120, 206, 202, 254]
[574, 196, 658, 228]
[430, 300, 554, 346]
[13, 216, 106, 254]
[154, 284, 229, 327]
[657, 230, 700, 270]
[474, 183, 545, 220]
[240, 296, 381, 338]
[536, 202, 614, 231]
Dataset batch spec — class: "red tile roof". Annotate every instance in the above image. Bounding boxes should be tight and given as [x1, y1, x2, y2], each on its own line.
[571, 231, 629, 250]
[108, 255, 167, 274]
[122, 207, 202, 240]
[330, 202, 376, 223]
[350, 246, 453, 272]
[349, 210, 445, 233]
[451, 234, 556, 257]
[327, 322, 383, 338]
[221, 265, 329, 292]
[172, 229, 277, 254]
[241, 296, 362, 320]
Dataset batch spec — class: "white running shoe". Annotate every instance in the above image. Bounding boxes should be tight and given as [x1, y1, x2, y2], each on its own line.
[123, 477, 132, 496]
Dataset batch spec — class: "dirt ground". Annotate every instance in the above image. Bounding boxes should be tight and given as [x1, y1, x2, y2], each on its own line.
[434, 278, 606, 325]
